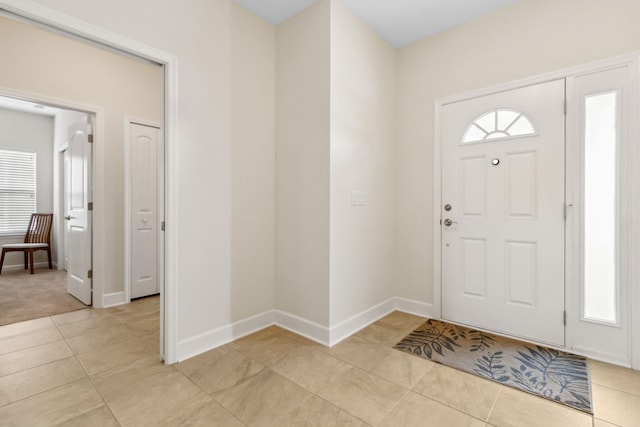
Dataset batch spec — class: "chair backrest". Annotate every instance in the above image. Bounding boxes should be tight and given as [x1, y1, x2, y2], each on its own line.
[24, 213, 53, 245]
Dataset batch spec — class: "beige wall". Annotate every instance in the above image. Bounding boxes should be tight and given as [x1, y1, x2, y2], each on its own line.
[22, 0, 640, 360]
[24, 0, 276, 348]
[329, 0, 396, 325]
[396, 0, 640, 304]
[275, 0, 397, 329]
[230, 3, 276, 321]
[18, 0, 279, 358]
[275, 0, 331, 326]
[0, 16, 162, 294]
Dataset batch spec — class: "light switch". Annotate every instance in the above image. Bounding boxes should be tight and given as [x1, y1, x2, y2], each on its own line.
[351, 190, 366, 206]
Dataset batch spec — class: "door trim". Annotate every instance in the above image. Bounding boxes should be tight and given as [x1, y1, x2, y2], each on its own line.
[124, 116, 164, 304]
[0, 0, 179, 364]
[434, 52, 640, 368]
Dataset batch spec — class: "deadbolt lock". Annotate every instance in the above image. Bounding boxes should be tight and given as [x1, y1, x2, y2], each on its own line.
[444, 204, 452, 211]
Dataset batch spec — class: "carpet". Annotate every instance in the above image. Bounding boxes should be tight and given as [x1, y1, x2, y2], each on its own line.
[0, 268, 88, 326]
[394, 319, 592, 414]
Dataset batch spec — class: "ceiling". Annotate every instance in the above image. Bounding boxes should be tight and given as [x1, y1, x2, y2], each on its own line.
[233, 0, 521, 48]
[0, 96, 60, 117]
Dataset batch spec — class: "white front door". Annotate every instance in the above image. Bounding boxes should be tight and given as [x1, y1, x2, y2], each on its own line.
[441, 80, 566, 346]
[129, 123, 160, 299]
[66, 120, 92, 305]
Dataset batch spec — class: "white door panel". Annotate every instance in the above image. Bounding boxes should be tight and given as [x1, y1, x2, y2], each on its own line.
[66, 120, 92, 305]
[441, 80, 566, 346]
[130, 123, 160, 299]
[566, 66, 631, 365]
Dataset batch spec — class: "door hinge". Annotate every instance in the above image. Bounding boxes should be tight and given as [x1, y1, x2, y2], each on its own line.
[161, 221, 165, 231]
[88, 269, 93, 279]
[88, 134, 94, 143]
[563, 310, 566, 326]
[563, 99, 567, 115]
[88, 202, 93, 211]
[563, 203, 573, 220]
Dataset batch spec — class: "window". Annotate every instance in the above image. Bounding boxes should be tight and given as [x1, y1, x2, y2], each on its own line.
[462, 109, 535, 143]
[0, 149, 37, 236]
[583, 91, 618, 323]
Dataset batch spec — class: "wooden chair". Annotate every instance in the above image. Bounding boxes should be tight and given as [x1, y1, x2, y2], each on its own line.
[0, 213, 53, 275]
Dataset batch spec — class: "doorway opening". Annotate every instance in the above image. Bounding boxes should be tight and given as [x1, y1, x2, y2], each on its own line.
[0, 6, 171, 359]
[0, 96, 92, 324]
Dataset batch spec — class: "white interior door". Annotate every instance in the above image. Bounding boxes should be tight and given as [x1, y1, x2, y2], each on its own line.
[129, 122, 160, 299]
[66, 119, 92, 305]
[441, 80, 566, 346]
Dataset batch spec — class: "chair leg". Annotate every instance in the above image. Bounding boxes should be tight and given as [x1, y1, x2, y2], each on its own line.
[29, 250, 35, 274]
[24, 252, 28, 270]
[0, 249, 5, 275]
[47, 247, 52, 269]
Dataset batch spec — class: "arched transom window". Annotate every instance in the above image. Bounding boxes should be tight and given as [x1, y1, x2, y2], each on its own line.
[462, 109, 535, 143]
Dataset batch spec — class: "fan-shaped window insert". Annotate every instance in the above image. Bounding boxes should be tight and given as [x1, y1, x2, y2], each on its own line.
[463, 109, 535, 143]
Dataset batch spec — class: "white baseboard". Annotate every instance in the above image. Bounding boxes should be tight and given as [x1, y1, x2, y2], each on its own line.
[176, 310, 275, 362]
[0, 261, 51, 272]
[329, 298, 397, 346]
[173, 296, 432, 362]
[327, 297, 433, 346]
[275, 310, 330, 346]
[102, 291, 126, 308]
[395, 297, 434, 319]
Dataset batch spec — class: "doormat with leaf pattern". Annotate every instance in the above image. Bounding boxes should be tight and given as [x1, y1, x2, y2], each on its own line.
[394, 319, 592, 414]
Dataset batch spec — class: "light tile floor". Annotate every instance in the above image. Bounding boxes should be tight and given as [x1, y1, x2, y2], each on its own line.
[0, 297, 638, 426]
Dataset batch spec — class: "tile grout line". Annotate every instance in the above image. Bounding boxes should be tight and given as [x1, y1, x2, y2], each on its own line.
[55, 313, 126, 427]
[200, 332, 364, 425]
[0, 316, 108, 421]
[375, 388, 410, 426]
[176, 359, 249, 426]
[6, 307, 622, 425]
[380, 366, 433, 424]
[0, 300, 160, 425]
[311, 393, 372, 426]
[265, 320, 453, 425]
[485, 385, 503, 425]
[0, 320, 64, 359]
[384, 335, 499, 425]
[0, 342, 69, 379]
[225, 335, 366, 424]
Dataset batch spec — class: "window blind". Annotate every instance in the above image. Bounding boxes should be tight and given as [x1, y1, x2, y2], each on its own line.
[0, 149, 37, 235]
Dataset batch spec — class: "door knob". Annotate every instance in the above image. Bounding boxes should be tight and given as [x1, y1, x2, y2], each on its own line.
[443, 218, 457, 227]
[64, 215, 75, 221]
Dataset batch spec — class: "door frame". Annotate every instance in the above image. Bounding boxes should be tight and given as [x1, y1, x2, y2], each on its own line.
[0, 0, 179, 364]
[434, 52, 640, 368]
[57, 144, 68, 271]
[124, 116, 164, 304]
[65, 117, 94, 306]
